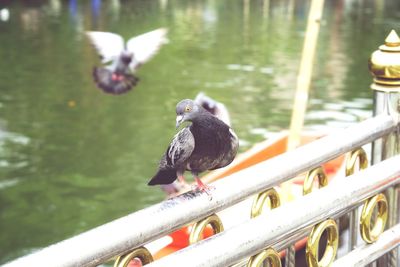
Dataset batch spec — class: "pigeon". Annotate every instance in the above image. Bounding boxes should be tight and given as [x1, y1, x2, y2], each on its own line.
[148, 99, 239, 196]
[86, 28, 168, 94]
[159, 94, 232, 196]
[194, 92, 231, 126]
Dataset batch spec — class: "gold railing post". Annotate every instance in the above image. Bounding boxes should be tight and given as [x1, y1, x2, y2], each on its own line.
[306, 219, 338, 267]
[113, 247, 154, 267]
[248, 188, 281, 267]
[345, 148, 368, 252]
[369, 29, 400, 267]
[189, 214, 224, 245]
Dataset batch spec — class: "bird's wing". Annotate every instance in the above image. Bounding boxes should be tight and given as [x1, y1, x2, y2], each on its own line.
[86, 31, 124, 63]
[212, 127, 239, 169]
[126, 28, 168, 69]
[166, 126, 194, 167]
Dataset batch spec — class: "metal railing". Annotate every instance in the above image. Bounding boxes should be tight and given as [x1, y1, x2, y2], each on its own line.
[147, 155, 400, 267]
[3, 113, 397, 267]
[4, 30, 400, 267]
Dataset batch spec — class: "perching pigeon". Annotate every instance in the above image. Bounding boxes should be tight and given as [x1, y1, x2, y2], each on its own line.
[194, 92, 231, 126]
[86, 28, 168, 94]
[148, 99, 239, 196]
[160, 94, 232, 196]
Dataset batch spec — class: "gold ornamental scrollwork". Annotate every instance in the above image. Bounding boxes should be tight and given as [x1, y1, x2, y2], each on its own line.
[251, 188, 281, 218]
[345, 148, 368, 176]
[360, 193, 388, 243]
[247, 247, 282, 267]
[306, 219, 338, 267]
[113, 246, 153, 267]
[189, 213, 224, 244]
[303, 166, 328, 195]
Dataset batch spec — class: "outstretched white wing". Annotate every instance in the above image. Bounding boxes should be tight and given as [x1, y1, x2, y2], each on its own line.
[86, 31, 125, 63]
[126, 28, 168, 69]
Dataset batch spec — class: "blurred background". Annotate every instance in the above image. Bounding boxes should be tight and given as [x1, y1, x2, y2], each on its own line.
[0, 0, 398, 264]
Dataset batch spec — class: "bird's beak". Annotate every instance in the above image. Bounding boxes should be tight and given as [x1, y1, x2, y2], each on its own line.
[176, 115, 184, 129]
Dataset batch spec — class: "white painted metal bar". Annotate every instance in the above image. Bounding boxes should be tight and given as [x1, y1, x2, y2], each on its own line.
[3, 115, 397, 267]
[147, 155, 400, 267]
[332, 223, 400, 267]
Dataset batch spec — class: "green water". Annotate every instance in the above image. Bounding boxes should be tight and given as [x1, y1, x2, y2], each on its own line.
[0, 0, 398, 263]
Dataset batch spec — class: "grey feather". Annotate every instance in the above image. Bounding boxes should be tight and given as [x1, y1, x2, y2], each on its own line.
[167, 127, 195, 166]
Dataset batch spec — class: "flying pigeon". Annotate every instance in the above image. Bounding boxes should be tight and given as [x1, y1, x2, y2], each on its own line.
[86, 28, 168, 94]
[148, 99, 239, 197]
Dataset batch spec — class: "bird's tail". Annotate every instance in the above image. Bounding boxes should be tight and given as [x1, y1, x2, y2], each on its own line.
[148, 168, 177, 185]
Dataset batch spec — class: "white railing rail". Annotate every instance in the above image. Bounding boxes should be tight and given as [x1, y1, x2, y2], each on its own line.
[332, 223, 400, 267]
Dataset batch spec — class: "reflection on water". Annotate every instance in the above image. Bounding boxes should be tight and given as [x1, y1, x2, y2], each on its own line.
[0, 0, 399, 263]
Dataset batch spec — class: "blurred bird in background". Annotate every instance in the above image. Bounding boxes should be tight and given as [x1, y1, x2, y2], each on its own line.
[194, 92, 231, 126]
[86, 28, 168, 94]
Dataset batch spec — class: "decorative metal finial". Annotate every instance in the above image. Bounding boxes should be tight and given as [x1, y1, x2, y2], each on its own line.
[369, 30, 400, 91]
[383, 30, 400, 49]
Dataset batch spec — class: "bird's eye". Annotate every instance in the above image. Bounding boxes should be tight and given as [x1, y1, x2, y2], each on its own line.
[185, 106, 192, 112]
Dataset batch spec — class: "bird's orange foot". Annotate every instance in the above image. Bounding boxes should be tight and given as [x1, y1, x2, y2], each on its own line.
[195, 177, 215, 200]
[112, 73, 124, 81]
[112, 73, 119, 81]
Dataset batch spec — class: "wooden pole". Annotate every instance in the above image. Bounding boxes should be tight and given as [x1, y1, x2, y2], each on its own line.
[287, 0, 325, 151]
